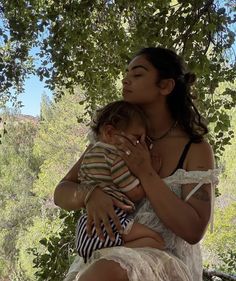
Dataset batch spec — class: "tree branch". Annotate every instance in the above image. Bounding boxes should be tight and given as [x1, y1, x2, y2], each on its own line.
[203, 269, 236, 281]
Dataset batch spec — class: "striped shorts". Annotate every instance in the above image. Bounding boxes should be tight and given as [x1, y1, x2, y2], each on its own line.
[75, 207, 133, 263]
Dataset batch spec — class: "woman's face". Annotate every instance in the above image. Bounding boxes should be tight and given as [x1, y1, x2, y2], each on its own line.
[122, 55, 160, 104]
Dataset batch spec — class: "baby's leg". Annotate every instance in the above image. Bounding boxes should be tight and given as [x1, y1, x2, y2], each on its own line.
[124, 237, 165, 250]
[76, 213, 123, 262]
[122, 222, 165, 250]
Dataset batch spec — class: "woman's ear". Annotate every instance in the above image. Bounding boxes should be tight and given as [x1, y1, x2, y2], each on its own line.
[158, 78, 175, 96]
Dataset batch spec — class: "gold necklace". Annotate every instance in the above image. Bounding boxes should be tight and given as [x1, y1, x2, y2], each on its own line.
[149, 121, 178, 142]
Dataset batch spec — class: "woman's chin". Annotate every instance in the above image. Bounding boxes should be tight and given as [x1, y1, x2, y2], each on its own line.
[123, 97, 142, 105]
[123, 94, 135, 103]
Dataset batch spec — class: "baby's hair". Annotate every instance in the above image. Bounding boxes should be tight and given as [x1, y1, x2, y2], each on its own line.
[91, 101, 148, 136]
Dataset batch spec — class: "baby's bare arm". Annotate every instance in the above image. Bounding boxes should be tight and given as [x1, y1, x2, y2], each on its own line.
[125, 184, 146, 202]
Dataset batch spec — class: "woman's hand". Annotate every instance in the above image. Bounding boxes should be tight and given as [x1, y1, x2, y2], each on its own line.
[86, 188, 133, 241]
[115, 133, 155, 179]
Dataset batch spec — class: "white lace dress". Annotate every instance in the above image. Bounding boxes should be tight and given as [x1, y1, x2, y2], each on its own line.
[64, 169, 219, 281]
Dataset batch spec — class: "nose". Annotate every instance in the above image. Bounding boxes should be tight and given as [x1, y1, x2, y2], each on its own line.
[122, 75, 131, 85]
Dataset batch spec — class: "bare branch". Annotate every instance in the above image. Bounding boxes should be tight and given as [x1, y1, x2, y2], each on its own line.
[203, 269, 236, 281]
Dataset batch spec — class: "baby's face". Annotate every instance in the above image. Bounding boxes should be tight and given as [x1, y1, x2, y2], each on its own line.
[122, 120, 146, 141]
[112, 120, 146, 143]
[100, 118, 147, 145]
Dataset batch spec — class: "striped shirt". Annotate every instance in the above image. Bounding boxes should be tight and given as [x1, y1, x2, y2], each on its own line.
[80, 142, 140, 193]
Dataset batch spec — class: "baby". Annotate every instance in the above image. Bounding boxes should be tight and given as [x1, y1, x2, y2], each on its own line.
[76, 100, 165, 262]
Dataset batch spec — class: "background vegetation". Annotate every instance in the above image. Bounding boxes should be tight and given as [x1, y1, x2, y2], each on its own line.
[0, 0, 235, 280]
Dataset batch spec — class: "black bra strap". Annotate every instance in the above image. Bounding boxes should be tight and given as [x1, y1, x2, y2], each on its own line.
[170, 139, 193, 175]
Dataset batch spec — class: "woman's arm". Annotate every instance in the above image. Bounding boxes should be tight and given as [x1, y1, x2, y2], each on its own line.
[54, 146, 132, 240]
[54, 157, 87, 211]
[54, 144, 94, 210]
[141, 141, 214, 243]
[118, 137, 215, 244]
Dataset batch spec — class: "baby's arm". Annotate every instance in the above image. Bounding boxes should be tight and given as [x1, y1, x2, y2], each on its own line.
[111, 155, 146, 202]
[125, 184, 146, 202]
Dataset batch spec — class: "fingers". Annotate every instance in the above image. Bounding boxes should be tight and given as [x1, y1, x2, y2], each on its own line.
[94, 215, 105, 241]
[113, 198, 133, 212]
[116, 138, 134, 155]
[86, 209, 122, 241]
[85, 190, 128, 241]
[108, 208, 123, 234]
[140, 133, 146, 144]
[120, 131, 138, 146]
[114, 132, 137, 147]
[102, 216, 115, 241]
[86, 214, 94, 238]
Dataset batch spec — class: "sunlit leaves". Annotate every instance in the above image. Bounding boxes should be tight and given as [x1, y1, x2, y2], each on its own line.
[1, 0, 235, 113]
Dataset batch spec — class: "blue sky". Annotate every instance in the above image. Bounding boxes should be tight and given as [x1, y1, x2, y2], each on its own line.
[18, 75, 52, 117]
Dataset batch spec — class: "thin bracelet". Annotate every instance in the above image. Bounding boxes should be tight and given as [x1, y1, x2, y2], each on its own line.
[84, 185, 97, 206]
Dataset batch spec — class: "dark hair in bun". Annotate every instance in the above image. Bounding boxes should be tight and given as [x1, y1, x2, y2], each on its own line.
[135, 47, 208, 142]
[184, 72, 197, 86]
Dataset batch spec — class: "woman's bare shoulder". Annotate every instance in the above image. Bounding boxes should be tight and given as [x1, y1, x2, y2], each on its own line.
[186, 139, 215, 171]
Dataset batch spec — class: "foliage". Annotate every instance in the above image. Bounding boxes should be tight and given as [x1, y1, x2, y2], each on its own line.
[21, 92, 87, 279]
[0, 91, 88, 279]
[0, 113, 42, 278]
[202, 110, 236, 276]
[33, 91, 87, 198]
[29, 210, 81, 281]
[0, 0, 236, 155]
[0, 0, 236, 280]
[16, 211, 64, 281]
[203, 202, 236, 275]
[218, 250, 236, 275]
[219, 108, 236, 185]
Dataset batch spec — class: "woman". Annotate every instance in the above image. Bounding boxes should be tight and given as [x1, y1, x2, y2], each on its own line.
[54, 47, 219, 281]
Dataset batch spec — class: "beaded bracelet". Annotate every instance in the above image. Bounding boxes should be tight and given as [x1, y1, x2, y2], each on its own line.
[84, 185, 97, 206]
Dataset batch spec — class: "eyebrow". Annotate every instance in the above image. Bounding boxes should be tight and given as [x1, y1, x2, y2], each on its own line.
[126, 65, 149, 72]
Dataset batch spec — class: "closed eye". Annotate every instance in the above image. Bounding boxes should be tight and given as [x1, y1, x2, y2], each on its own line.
[133, 135, 143, 140]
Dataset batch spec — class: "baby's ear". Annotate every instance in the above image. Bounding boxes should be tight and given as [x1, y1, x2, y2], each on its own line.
[102, 124, 116, 142]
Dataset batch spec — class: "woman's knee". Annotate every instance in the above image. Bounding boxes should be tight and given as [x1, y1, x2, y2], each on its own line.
[78, 259, 128, 281]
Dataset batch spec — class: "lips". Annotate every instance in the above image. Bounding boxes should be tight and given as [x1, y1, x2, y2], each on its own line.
[122, 88, 132, 94]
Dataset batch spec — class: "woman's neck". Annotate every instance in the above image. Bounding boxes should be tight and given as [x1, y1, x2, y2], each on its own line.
[142, 102, 174, 137]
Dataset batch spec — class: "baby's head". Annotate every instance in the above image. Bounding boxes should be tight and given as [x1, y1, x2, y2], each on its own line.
[91, 101, 148, 144]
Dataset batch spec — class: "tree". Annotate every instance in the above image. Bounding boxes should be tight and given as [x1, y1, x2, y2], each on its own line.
[0, 1, 236, 279]
[33, 91, 87, 198]
[0, 113, 41, 279]
[0, 92, 87, 279]
[0, 0, 236, 155]
[15, 91, 88, 280]
[202, 109, 236, 276]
